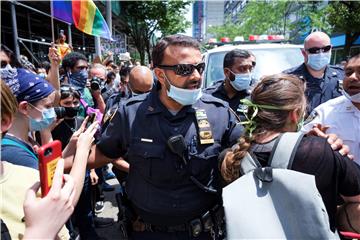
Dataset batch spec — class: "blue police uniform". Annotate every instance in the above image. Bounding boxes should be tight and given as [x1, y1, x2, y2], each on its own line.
[204, 80, 249, 120]
[284, 63, 344, 114]
[97, 84, 242, 238]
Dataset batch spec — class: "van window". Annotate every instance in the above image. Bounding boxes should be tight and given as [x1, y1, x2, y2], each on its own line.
[204, 48, 304, 87]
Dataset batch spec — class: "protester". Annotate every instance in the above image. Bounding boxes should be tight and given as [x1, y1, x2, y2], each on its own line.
[221, 73, 360, 233]
[303, 53, 360, 165]
[0, 79, 98, 239]
[284, 31, 344, 114]
[1, 68, 57, 168]
[56, 30, 72, 60]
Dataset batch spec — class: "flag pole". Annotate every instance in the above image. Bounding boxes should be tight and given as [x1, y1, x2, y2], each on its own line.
[50, 0, 55, 43]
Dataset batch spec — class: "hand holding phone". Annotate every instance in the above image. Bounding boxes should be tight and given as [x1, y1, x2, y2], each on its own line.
[37, 140, 62, 197]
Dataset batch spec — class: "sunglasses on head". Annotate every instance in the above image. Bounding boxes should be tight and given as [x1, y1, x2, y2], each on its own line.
[157, 62, 205, 76]
[306, 45, 332, 54]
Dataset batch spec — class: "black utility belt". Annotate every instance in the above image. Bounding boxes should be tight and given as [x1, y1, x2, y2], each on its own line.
[138, 205, 225, 237]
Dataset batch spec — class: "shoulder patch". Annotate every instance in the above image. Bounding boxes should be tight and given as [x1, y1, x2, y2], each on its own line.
[304, 110, 318, 125]
[203, 80, 223, 93]
[124, 93, 148, 106]
[103, 107, 118, 124]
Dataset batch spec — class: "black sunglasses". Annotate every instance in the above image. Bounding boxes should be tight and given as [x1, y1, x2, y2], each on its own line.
[157, 62, 205, 76]
[306, 45, 332, 54]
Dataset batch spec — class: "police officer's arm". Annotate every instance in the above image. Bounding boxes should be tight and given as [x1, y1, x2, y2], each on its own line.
[88, 107, 129, 169]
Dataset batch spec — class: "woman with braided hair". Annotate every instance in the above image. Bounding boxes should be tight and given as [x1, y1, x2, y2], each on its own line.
[220, 73, 360, 233]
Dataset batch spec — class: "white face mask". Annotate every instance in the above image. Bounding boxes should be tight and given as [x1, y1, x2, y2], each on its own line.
[342, 90, 360, 103]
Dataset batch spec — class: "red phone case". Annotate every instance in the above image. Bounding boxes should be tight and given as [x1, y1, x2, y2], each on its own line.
[37, 140, 62, 197]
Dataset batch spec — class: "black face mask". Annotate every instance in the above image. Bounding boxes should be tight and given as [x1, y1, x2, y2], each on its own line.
[64, 106, 80, 118]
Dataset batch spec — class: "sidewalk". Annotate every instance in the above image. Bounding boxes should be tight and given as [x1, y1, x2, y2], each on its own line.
[95, 177, 124, 240]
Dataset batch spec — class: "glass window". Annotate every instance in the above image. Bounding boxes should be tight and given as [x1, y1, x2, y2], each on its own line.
[204, 48, 304, 87]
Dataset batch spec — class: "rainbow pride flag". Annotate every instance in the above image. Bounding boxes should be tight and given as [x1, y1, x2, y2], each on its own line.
[52, 0, 112, 40]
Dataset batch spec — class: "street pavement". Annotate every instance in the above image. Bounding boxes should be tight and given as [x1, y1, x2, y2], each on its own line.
[95, 176, 124, 239]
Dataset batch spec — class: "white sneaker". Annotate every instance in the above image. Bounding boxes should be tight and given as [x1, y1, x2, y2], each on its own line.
[94, 201, 105, 214]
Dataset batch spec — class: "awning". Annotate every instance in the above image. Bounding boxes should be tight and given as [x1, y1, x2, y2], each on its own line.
[331, 34, 360, 48]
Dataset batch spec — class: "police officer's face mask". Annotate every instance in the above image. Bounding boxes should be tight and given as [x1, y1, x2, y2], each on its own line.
[307, 52, 331, 71]
[227, 69, 251, 91]
[163, 73, 202, 106]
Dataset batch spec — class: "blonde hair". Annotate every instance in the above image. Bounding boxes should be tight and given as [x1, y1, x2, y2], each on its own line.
[221, 74, 306, 183]
[1, 80, 18, 122]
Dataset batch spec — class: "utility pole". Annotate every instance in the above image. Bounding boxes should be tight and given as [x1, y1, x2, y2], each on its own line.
[10, 1, 20, 58]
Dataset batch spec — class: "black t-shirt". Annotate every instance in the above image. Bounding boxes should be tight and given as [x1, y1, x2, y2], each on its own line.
[252, 135, 360, 231]
[52, 117, 84, 150]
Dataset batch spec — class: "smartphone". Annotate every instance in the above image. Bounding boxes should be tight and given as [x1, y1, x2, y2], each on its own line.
[37, 140, 62, 197]
[87, 113, 96, 128]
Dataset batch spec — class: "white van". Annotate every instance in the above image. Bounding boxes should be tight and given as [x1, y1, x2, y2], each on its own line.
[202, 43, 304, 88]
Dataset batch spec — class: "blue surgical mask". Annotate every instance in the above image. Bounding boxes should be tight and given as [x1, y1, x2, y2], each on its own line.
[307, 52, 331, 71]
[29, 107, 56, 131]
[229, 71, 252, 91]
[164, 74, 202, 106]
[69, 69, 88, 91]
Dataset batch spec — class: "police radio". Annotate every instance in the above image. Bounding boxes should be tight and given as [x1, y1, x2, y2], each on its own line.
[167, 135, 217, 194]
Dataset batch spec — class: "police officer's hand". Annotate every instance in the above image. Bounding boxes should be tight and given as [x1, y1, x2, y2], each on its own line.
[308, 123, 353, 159]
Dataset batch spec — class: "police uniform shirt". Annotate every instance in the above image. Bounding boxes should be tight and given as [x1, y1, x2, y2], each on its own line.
[302, 95, 360, 165]
[97, 85, 243, 225]
[204, 80, 249, 120]
[284, 63, 344, 115]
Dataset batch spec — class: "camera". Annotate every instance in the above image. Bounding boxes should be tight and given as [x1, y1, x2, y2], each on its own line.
[54, 106, 79, 119]
[90, 77, 102, 91]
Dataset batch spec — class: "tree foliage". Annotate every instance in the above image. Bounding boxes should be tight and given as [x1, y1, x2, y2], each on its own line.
[120, 1, 191, 64]
[326, 1, 360, 57]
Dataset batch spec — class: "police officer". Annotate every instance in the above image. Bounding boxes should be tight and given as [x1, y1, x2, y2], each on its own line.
[102, 66, 153, 129]
[89, 34, 243, 239]
[204, 49, 254, 120]
[302, 53, 360, 165]
[283, 31, 344, 115]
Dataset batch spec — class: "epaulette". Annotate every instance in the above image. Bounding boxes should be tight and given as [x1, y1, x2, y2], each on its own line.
[329, 65, 344, 71]
[200, 93, 228, 107]
[283, 64, 303, 74]
[204, 80, 223, 91]
[124, 92, 149, 106]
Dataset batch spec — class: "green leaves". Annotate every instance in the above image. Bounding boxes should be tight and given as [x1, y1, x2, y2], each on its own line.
[119, 1, 191, 64]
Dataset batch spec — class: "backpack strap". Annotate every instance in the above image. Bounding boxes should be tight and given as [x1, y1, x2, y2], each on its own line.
[240, 152, 261, 175]
[1, 138, 38, 160]
[268, 132, 304, 169]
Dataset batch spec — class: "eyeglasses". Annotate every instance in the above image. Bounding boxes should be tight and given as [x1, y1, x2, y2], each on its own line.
[306, 45, 332, 54]
[157, 62, 205, 76]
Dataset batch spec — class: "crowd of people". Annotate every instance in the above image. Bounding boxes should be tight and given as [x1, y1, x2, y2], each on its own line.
[0, 30, 360, 240]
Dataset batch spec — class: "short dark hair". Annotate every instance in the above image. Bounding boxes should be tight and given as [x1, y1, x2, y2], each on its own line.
[60, 84, 80, 100]
[107, 71, 116, 79]
[349, 53, 360, 61]
[62, 52, 87, 70]
[120, 65, 132, 77]
[223, 49, 251, 69]
[152, 34, 201, 67]
[1, 45, 22, 68]
[39, 61, 51, 73]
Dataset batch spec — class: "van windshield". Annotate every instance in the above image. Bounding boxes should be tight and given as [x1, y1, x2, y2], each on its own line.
[204, 48, 304, 87]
